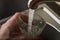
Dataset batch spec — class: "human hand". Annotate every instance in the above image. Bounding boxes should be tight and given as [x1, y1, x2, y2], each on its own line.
[0, 12, 28, 40]
[0, 12, 42, 40]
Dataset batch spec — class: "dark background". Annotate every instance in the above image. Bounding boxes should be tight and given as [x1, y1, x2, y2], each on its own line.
[0, 0, 28, 19]
[0, 0, 60, 19]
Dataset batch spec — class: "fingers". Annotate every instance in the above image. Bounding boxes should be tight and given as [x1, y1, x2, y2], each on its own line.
[20, 12, 28, 23]
[0, 12, 29, 40]
[0, 13, 21, 39]
[1, 13, 20, 29]
[1, 12, 28, 30]
[1, 12, 28, 32]
[6, 13, 20, 26]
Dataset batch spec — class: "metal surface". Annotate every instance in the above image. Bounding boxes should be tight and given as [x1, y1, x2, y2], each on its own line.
[34, 2, 60, 40]
[35, 4, 60, 32]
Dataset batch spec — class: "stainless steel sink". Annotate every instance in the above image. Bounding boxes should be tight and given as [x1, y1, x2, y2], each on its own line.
[35, 2, 60, 40]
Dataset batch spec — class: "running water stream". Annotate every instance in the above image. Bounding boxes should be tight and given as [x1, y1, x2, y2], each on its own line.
[28, 9, 35, 32]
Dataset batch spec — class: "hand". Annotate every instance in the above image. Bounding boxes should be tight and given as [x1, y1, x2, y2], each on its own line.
[0, 12, 28, 40]
[0, 12, 42, 40]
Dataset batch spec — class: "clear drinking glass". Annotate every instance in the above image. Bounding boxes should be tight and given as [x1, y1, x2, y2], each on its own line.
[18, 10, 46, 38]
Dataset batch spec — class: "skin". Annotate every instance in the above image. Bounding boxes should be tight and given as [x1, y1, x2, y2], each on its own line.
[0, 12, 42, 40]
[0, 0, 42, 40]
[0, 13, 21, 40]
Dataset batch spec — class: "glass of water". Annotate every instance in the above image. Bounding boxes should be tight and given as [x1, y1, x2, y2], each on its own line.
[18, 9, 46, 38]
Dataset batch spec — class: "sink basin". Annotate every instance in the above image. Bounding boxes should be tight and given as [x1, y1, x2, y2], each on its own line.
[41, 24, 60, 40]
[35, 2, 60, 40]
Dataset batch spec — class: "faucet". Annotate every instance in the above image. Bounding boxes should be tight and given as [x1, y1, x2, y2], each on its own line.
[28, 0, 42, 9]
[28, 0, 60, 32]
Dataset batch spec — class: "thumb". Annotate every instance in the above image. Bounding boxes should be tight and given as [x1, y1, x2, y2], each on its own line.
[1, 13, 20, 30]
